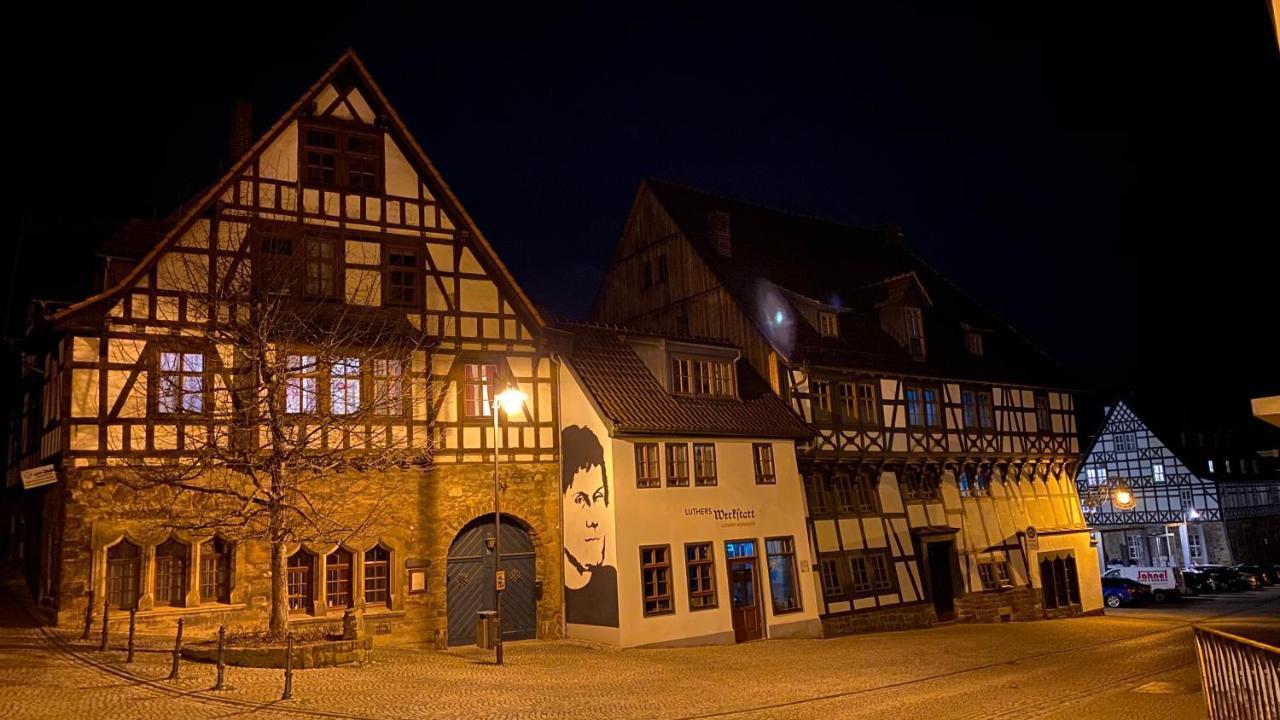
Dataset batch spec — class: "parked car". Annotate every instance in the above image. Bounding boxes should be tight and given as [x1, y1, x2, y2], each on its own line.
[1195, 565, 1254, 592]
[1228, 563, 1269, 586]
[1103, 565, 1183, 602]
[1180, 567, 1207, 596]
[1102, 576, 1153, 608]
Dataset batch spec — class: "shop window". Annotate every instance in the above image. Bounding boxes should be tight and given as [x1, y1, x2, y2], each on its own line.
[640, 545, 673, 616]
[766, 537, 801, 613]
[685, 543, 717, 610]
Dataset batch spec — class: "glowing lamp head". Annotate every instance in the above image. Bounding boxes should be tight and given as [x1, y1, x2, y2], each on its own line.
[1187, 507, 1201, 520]
[773, 309, 785, 326]
[1112, 488, 1134, 509]
[495, 387, 527, 416]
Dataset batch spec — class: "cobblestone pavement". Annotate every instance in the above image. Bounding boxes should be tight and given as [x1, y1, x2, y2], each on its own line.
[2, 581, 1277, 720]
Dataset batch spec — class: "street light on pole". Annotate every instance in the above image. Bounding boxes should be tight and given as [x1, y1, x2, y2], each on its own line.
[491, 386, 526, 667]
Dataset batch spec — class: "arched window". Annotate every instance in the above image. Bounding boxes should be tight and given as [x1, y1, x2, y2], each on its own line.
[154, 539, 189, 606]
[199, 538, 232, 604]
[326, 548, 353, 608]
[287, 549, 315, 612]
[106, 540, 141, 609]
[364, 546, 391, 608]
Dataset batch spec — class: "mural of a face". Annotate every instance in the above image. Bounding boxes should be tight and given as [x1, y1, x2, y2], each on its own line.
[561, 426, 610, 588]
[565, 463, 608, 575]
[561, 425, 618, 627]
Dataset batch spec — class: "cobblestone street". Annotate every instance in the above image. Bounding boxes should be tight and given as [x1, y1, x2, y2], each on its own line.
[2, 581, 1277, 720]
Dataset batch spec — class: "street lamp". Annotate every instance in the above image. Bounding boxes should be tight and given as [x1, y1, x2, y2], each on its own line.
[1112, 487, 1135, 509]
[491, 386, 526, 666]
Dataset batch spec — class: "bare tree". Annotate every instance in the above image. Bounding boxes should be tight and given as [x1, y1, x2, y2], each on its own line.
[117, 212, 440, 634]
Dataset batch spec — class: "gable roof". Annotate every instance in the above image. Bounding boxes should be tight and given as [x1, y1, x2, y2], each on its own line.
[51, 50, 544, 332]
[558, 323, 812, 440]
[639, 179, 1075, 389]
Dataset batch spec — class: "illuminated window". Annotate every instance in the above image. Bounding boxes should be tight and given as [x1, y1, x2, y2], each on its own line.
[1152, 463, 1165, 483]
[635, 443, 661, 488]
[1085, 467, 1108, 486]
[693, 443, 717, 486]
[157, 351, 205, 415]
[286, 354, 320, 414]
[665, 443, 689, 487]
[463, 364, 497, 418]
[753, 443, 776, 484]
[905, 385, 941, 428]
[640, 545, 673, 616]
[1208, 459, 1215, 474]
[685, 543, 716, 610]
[330, 357, 361, 414]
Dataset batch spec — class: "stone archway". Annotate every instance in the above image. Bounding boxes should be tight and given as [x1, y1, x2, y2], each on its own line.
[446, 514, 537, 647]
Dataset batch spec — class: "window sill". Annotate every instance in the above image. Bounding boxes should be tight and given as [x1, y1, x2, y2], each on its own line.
[132, 602, 248, 618]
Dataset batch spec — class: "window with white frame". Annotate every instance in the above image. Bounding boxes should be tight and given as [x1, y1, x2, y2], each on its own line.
[330, 357, 361, 414]
[286, 354, 320, 414]
[1085, 467, 1108, 486]
[1152, 463, 1165, 483]
[1127, 535, 1143, 561]
[1188, 532, 1203, 561]
[1114, 432, 1137, 453]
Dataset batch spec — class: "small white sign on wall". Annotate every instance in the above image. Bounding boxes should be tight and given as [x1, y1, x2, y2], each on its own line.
[20, 465, 57, 490]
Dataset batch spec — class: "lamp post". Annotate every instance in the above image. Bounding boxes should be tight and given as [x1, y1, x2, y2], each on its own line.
[491, 386, 527, 667]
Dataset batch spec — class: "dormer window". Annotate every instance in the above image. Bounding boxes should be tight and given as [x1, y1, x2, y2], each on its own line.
[965, 331, 984, 357]
[300, 123, 383, 193]
[818, 312, 838, 338]
[904, 307, 926, 358]
[671, 356, 734, 397]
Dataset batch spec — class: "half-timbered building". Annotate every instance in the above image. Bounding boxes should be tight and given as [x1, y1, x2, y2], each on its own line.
[4, 51, 563, 647]
[1077, 399, 1280, 568]
[593, 180, 1103, 634]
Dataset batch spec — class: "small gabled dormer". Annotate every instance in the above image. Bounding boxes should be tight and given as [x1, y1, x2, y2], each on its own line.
[962, 323, 992, 358]
[774, 287, 843, 340]
[858, 272, 932, 361]
[623, 334, 739, 399]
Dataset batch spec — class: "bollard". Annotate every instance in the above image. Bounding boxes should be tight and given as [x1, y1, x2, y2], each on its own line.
[81, 590, 95, 641]
[98, 597, 110, 652]
[282, 632, 294, 700]
[167, 618, 184, 680]
[213, 625, 226, 691]
[126, 609, 137, 663]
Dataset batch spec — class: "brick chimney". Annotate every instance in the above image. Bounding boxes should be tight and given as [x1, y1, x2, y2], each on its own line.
[706, 211, 731, 257]
[228, 99, 253, 163]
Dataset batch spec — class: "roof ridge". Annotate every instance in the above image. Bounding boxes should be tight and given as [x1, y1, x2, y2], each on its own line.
[643, 177, 886, 237]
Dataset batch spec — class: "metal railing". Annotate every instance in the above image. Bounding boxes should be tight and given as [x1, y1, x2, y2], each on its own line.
[1194, 625, 1280, 719]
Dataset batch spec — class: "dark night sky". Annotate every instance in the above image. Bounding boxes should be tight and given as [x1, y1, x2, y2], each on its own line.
[8, 5, 1280, 435]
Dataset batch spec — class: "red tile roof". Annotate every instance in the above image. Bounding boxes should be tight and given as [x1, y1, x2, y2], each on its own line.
[560, 324, 812, 440]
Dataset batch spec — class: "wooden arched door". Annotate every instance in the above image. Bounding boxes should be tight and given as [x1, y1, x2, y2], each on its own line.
[446, 515, 537, 647]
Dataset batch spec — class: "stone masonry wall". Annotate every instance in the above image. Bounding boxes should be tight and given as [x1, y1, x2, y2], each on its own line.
[820, 602, 937, 637]
[52, 460, 562, 649]
[953, 586, 1042, 624]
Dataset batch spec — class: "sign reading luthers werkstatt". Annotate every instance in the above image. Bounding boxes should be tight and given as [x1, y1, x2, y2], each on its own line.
[20, 465, 58, 490]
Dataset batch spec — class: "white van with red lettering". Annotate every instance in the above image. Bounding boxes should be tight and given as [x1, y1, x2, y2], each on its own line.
[1102, 565, 1184, 602]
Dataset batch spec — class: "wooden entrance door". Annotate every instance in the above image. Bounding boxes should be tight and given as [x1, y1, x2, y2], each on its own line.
[927, 540, 956, 621]
[447, 516, 537, 647]
[726, 540, 764, 643]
